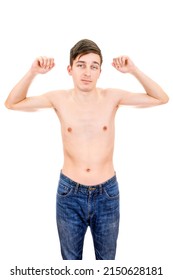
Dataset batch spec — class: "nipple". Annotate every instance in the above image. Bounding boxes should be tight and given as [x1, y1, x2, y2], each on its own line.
[67, 127, 72, 133]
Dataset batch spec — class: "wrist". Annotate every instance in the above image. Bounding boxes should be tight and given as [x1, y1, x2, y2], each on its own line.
[28, 68, 38, 78]
[130, 66, 141, 76]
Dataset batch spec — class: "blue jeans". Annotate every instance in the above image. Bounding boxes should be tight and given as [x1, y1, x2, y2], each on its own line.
[56, 172, 120, 260]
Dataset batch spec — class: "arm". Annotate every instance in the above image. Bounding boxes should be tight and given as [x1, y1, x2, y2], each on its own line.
[112, 56, 169, 107]
[5, 57, 55, 111]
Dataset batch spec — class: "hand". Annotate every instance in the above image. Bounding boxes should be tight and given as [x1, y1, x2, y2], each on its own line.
[31, 56, 55, 74]
[112, 56, 135, 74]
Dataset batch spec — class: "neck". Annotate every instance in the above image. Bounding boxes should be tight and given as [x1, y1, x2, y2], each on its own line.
[72, 88, 100, 103]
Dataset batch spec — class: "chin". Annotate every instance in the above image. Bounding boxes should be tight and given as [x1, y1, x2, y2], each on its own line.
[83, 88, 92, 92]
[81, 84, 95, 92]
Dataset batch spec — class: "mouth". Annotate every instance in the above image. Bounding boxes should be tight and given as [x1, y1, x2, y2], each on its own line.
[81, 79, 92, 84]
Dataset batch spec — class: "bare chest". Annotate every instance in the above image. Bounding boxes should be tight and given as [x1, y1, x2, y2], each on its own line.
[56, 101, 116, 136]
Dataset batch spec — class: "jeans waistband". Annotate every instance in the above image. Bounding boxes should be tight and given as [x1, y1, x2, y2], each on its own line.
[60, 171, 117, 188]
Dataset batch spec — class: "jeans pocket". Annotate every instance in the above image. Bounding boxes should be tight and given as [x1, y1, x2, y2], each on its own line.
[57, 181, 73, 197]
[104, 182, 119, 200]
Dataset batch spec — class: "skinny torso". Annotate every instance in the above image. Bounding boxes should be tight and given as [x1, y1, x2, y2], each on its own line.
[52, 88, 118, 185]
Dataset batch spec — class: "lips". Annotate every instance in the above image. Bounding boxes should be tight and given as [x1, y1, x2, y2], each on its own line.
[81, 79, 92, 83]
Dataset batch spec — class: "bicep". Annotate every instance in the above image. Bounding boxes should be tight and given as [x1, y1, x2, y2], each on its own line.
[117, 90, 161, 107]
[8, 94, 53, 111]
[111, 89, 160, 107]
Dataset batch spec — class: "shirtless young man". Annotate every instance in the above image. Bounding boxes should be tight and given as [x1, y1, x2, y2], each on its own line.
[5, 39, 169, 260]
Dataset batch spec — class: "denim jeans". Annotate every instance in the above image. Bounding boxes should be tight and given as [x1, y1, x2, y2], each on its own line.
[56, 172, 120, 260]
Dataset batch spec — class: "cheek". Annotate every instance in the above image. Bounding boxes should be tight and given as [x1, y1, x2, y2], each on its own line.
[94, 73, 100, 80]
[95, 70, 101, 78]
[72, 73, 81, 83]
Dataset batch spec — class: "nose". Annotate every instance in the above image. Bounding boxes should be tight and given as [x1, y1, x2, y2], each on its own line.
[84, 66, 91, 76]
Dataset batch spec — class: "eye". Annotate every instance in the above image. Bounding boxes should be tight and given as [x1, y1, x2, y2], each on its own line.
[91, 65, 99, 70]
[77, 64, 85, 68]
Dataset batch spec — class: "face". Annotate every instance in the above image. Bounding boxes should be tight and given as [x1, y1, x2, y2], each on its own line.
[67, 53, 101, 92]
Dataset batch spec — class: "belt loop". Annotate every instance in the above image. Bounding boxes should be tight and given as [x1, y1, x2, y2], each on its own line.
[75, 183, 79, 194]
[99, 184, 102, 194]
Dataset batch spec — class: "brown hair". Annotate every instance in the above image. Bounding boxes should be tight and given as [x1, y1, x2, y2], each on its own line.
[70, 39, 103, 66]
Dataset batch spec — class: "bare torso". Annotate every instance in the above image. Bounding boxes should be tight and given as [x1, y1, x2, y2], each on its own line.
[52, 88, 118, 185]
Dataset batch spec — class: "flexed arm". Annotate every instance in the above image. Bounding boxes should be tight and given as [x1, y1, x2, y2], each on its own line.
[112, 56, 169, 106]
[5, 57, 55, 111]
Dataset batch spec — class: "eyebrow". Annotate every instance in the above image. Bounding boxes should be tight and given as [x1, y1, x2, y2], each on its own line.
[76, 60, 100, 66]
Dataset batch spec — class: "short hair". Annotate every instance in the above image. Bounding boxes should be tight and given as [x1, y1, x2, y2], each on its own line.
[70, 39, 103, 66]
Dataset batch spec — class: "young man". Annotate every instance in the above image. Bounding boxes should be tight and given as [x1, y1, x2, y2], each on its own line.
[5, 39, 169, 260]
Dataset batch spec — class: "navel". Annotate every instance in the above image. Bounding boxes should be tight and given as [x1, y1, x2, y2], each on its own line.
[103, 126, 107, 131]
[67, 127, 72, 133]
[86, 168, 91, 172]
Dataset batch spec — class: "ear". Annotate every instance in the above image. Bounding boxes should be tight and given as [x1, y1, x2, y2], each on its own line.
[67, 65, 72, 75]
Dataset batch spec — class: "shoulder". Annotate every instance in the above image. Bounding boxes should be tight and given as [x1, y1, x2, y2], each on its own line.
[44, 89, 70, 101]
[45, 89, 67, 97]
[44, 89, 74, 110]
[100, 87, 128, 101]
[96, 88, 120, 109]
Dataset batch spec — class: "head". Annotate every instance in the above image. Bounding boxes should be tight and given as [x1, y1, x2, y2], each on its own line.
[68, 39, 102, 93]
[70, 39, 103, 67]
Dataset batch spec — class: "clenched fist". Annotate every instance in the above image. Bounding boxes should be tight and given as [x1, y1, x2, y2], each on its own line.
[112, 56, 136, 74]
[31, 56, 55, 74]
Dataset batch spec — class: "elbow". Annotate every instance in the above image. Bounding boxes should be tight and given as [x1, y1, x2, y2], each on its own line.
[4, 101, 10, 109]
[4, 100, 14, 110]
[161, 95, 169, 105]
[158, 92, 169, 105]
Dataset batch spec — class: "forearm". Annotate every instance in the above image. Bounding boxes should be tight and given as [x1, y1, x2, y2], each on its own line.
[5, 70, 37, 109]
[131, 67, 169, 103]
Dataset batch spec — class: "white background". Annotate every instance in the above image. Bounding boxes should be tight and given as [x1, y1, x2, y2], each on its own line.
[0, 0, 173, 279]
